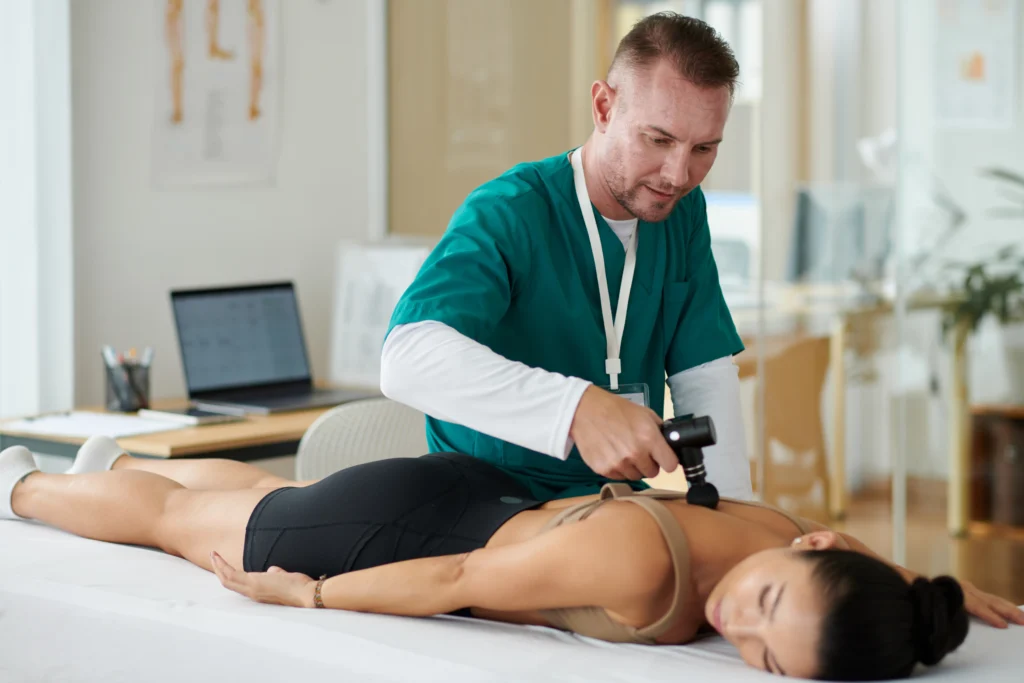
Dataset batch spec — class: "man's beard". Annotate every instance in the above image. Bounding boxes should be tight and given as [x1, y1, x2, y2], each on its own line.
[611, 182, 680, 223]
[604, 153, 685, 222]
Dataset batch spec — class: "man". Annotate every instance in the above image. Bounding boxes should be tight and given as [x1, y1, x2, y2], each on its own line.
[380, 13, 752, 501]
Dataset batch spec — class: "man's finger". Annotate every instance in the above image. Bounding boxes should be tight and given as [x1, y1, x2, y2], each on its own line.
[649, 438, 680, 474]
[617, 462, 645, 481]
[645, 413, 680, 474]
[630, 453, 660, 479]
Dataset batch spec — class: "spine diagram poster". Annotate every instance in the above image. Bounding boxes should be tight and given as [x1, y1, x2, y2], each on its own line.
[152, 0, 280, 186]
[934, 0, 1019, 129]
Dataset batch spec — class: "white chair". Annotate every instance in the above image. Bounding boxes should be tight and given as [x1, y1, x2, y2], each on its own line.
[295, 398, 428, 480]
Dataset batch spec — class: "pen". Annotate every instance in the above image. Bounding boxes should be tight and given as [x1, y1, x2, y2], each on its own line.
[101, 347, 129, 407]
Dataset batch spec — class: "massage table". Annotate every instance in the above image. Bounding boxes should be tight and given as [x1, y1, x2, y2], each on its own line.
[1, 520, 1021, 682]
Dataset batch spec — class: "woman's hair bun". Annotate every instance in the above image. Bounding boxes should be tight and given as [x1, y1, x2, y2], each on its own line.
[909, 576, 969, 666]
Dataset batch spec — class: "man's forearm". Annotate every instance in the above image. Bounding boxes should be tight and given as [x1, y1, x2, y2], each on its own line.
[380, 321, 591, 459]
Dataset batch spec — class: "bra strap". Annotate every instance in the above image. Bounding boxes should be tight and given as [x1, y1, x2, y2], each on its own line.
[599, 482, 635, 499]
[598, 484, 692, 640]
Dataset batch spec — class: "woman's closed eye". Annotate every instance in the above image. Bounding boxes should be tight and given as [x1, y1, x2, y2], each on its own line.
[760, 584, 787, 675]
[763, 647, 785, 675]
[760, 583, 786, 621]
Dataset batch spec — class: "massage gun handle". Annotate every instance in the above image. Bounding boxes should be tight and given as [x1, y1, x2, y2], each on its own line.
[660, 415, 717, 448]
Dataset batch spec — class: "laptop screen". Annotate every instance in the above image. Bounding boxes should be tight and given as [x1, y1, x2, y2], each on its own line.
[172, 283, 312, 394]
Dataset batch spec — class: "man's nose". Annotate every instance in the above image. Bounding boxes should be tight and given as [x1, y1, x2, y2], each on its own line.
[663, 149, 689, 189]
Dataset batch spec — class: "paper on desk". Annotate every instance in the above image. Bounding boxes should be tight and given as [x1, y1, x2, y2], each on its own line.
[3, 412, 186, 438]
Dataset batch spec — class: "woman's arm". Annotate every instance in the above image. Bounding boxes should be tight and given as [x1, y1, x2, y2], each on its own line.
[212, 502, 671, 620]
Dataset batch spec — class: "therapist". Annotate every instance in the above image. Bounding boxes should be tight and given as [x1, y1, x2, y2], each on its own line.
[380, 12, 753, 501]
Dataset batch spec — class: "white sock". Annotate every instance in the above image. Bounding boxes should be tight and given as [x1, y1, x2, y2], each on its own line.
[68, 435, 127, 475]
[0, 446, 39, 520]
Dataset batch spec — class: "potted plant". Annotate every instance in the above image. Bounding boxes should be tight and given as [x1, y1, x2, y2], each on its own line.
[940, 168, 1024, 404]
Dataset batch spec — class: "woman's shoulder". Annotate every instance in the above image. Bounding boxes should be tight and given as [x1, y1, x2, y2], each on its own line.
[717, 496, 827, 536]
[588, 498, 683, 572]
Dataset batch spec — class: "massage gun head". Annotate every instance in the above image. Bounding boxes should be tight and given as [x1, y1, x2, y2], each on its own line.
[660, 415, 720, 509]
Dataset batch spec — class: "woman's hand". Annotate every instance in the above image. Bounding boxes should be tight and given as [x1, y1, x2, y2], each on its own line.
[959, 579, 1024, 628]
[211, 551, 317, 608]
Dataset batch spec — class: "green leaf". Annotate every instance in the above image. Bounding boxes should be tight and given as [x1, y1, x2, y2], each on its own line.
[988, 208, 1024, 219]
[996, 245, 1018, 259]
[981, 167, 1024, 188]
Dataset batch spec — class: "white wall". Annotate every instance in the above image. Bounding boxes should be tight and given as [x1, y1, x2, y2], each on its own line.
[0, 0, 74, 420]
[899, 0, 1024, 269]
[71, 0, 377, 404]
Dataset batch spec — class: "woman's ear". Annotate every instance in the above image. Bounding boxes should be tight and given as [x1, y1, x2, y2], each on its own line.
[791, 531, 841, 551]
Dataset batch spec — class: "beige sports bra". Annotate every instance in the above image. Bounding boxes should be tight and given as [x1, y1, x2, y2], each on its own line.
[537, 483, 815, 644]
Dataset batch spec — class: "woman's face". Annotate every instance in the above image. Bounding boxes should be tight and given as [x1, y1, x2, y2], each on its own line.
[704, 532, 848, 679]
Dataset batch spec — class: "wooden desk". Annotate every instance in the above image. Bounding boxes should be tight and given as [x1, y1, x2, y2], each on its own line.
[0, 398, 333, 461]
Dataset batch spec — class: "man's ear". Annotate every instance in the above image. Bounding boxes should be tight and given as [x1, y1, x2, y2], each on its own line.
[591, 80, 617, 133]
[791, 531, 841, 551]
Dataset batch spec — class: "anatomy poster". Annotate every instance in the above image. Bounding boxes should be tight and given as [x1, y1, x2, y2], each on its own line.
[934, 0, 1019, 128]
[152, 0, 280, 186]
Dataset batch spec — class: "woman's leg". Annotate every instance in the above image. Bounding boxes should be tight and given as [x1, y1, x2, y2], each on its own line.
[74, 434, 313, 490]
[112, 453, 314, 490]
[10, 469, 271, 571]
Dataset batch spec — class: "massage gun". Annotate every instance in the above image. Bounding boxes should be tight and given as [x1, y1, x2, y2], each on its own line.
[660, 415, 719, 509]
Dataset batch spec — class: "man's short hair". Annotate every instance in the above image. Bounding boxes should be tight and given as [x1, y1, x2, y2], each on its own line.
[610, 12, 739, 96]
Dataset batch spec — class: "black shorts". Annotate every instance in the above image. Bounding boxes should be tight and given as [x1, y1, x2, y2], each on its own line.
[242, 453, 544, 579]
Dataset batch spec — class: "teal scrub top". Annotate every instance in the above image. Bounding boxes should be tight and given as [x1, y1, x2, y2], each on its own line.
[387, 150, 744, 500]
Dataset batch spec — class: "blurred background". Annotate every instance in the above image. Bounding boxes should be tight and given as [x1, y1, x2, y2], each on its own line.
[1, 0, 1022, 602]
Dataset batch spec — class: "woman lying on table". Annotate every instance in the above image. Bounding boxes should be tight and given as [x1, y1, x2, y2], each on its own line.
[1, 438, 1020, 681]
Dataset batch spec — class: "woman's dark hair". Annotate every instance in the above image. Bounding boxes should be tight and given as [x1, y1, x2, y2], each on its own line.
[610, 12, 739, 96]
[798, 549, 969, 681]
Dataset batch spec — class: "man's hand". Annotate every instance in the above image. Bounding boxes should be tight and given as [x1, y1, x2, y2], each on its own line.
[569, 385, 679, 480]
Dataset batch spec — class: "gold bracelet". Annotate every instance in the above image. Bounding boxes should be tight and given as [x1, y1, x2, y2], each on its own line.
[313, 574, 327, 609]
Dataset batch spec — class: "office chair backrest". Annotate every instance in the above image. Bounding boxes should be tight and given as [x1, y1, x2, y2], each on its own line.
[296, 397, 428, 480]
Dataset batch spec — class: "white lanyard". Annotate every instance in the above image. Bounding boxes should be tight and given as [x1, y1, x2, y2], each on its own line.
[570, 148, 638, 391]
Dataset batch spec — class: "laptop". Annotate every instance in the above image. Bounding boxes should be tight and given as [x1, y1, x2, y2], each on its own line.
[170, 282, 379, 415]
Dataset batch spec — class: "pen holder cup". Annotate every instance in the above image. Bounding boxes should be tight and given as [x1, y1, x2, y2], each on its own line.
[105, 362, 151, 412]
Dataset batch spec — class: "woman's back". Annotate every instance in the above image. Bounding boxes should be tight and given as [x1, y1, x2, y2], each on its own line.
[474, 484, 814, 643]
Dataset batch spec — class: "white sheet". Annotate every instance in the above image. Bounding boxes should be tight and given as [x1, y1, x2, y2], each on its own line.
[1, 520, 1021, 682]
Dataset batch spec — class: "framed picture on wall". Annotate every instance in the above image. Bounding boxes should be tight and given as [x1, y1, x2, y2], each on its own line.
[935, 0, 1019, 129]
[327, 239, 434, 390]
